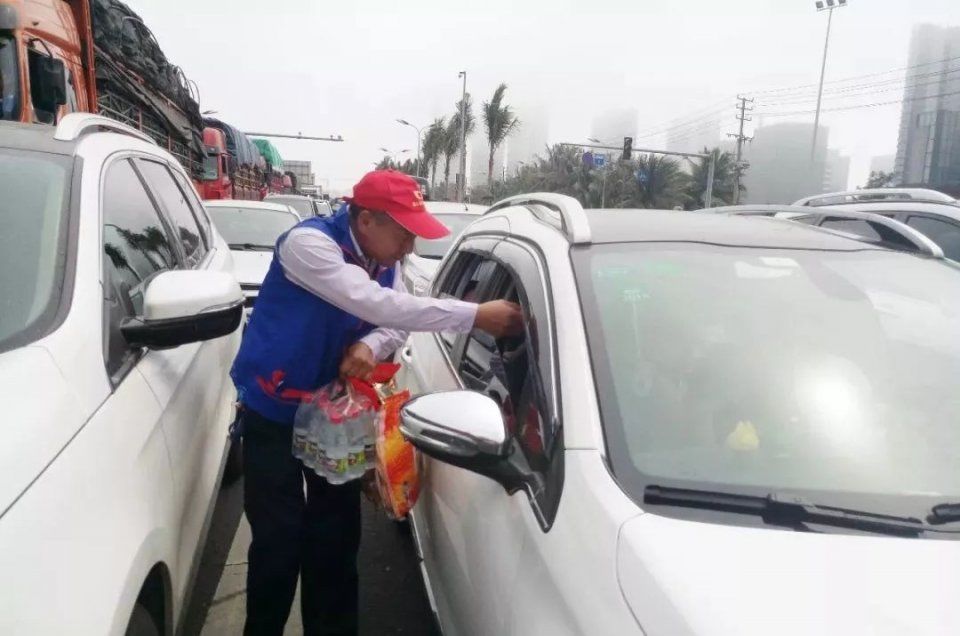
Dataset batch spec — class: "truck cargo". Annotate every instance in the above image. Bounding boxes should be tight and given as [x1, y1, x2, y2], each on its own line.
[0, 0, 204, 176]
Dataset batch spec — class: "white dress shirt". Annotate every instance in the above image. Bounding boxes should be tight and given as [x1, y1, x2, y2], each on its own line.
[278, 226, 478, 360]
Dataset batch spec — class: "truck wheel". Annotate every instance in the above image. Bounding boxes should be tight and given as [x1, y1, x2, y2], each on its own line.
[125, 602, 160, 636]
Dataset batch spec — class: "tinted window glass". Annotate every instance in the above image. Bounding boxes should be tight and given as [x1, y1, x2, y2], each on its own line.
[0, 149, 71, 351]
[137, 160, 206, 267]
[907, 216, 960, 261]
[170, 168, 212, 242]
[820, 218, 882, 240]
[0, 35, 20, 121]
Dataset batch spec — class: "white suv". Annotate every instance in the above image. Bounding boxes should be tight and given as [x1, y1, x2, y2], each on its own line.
[0, 115, 243, 635]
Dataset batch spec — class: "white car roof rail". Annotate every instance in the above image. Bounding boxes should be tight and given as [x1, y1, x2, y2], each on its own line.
[801, 209, 944, 258]
[54, 113, 156, 145]
[486, 192, 591, 244]
[794, 188, 958, 207]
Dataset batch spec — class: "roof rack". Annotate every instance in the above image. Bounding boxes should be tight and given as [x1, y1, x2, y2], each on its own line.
[485, 193, 590, 244]
[794, 188, 958, 208]
[708, 204, 810, 217]
[796, 209, 944, 258]
[54, 113, 155, 145]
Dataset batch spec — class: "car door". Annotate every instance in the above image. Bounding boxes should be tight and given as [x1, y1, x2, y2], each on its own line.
[131, 157, 236, 601]
[401, 237, 564, 636]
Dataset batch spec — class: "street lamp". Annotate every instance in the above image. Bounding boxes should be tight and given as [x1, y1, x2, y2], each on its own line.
[378, 147, 410, 166]
[811, 0, 848, 161]
[396, 119, 424, 177]
[457, 71, 467, 202]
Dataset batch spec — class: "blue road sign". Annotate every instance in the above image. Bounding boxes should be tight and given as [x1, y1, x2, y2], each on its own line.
[594, 154, 606, 168]
[635, 169, 649, 185]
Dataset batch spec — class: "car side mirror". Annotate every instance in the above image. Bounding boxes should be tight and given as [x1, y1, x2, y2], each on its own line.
[401, 391, 528, 492]
[121, 270, 243, 349]
[28, 47, 67, 112]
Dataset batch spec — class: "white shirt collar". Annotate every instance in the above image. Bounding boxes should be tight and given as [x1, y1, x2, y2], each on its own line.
[348, 227, 369, 263]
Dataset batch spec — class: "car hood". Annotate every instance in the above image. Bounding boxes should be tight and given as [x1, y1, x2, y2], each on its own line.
[230, 250, 274, 287]
[617, 512, 959, 635]
[0, 346, 87, 518]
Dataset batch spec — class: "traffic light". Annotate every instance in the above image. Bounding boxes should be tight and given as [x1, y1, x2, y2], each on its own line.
[622, 137, 633, 161]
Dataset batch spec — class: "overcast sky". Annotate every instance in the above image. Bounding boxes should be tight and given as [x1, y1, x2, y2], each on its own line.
[126, 0, 958, 195]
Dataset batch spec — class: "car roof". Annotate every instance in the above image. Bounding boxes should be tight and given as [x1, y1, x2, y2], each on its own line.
[204, 199, 299, 215]
[814, 201, 960, 222]
[0, 120, 77, 155]
[426, 202, 486, 215]
[580, 209, 875, 251]
[794, 188, 958, 207]
[265, 194, 312, 201]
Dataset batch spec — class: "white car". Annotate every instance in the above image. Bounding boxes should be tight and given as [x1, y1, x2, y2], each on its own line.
[402, 202, 486, 295]
[204, 199, 300, 317]
[790, 188, 960, 262]
[263, 193, 328, 218]
[397, 193, 960, 636]
[0, 115, 244, 635]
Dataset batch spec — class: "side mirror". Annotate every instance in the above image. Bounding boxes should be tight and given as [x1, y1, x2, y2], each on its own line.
[121, 270, 243, 349]
[400, 391, 527, 492]
[27, 47, 67, 112]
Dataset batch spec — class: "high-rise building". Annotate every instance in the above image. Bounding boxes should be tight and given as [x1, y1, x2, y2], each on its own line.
[823, 149, 851, 193]
[869, 154, 896, 175]
[741, 122, 829, 204]
[893, 24, 960, 193]
[505, 103, 549, 175]
[666, 116, 724, 154]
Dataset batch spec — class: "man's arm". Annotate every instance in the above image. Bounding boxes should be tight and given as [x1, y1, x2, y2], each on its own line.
[278, 227, 477, 333]
[357, 273, 411, 361]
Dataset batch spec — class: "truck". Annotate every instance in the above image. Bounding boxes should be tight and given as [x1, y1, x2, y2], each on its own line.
[198, 120, 291, 200]
[1, 0, 204, 177]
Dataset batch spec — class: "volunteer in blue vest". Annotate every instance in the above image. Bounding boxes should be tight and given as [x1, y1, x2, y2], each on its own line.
[231, 169, 523, 636]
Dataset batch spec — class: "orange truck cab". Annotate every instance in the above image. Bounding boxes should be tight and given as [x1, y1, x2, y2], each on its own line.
[0, 0, 96, 124]
[200, 126, 232, 200]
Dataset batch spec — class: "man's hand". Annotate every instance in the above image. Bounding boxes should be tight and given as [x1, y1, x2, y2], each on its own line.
[474, 300, 524, 338]
[340, 342, 375, 380]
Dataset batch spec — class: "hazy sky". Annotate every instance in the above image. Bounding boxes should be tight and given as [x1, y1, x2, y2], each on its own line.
[126, 0, 959, 195]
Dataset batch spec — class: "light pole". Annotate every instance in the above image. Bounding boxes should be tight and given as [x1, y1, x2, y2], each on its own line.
[811, 0, 848, 161]
[396, 119, 424, 177]
[457, 71, 467, 202]
[378, 147, 410, 167]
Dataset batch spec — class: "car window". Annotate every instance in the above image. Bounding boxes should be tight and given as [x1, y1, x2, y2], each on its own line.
[169, 167, 213, 243]
[101, 159, 177, 380]
[136, 159, 207, 267]
[458, 265, 551, 469]
[819, 218, 882, 240]
[436, 254, 497, 352]
[906, 215, 960, 261]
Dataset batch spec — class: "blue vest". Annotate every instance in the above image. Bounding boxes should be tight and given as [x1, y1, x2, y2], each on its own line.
[230, 210, 396, 424]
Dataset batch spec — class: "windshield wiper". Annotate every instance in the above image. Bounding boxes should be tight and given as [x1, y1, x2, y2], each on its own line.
[928, 503, 960, 525]
[644, 485, 929, 538]
[229, 243, 273, 251]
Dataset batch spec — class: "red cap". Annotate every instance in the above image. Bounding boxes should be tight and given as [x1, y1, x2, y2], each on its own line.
[345, 170, 449, 240]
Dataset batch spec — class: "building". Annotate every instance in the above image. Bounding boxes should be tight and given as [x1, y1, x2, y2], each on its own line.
[470, 134, 506, 188]
[590, 108, 638, 145]
[869, 154, 896, 175]
[505, 103, 549, 176]
[894, 24, 960, 193]
[282, 160, 316, 190]
[741, 122, 829, 204]
[823, 149, 851, 193]
[666, 116, 724, 155]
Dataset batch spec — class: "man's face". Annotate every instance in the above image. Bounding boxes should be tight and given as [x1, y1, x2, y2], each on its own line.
[354, 209, 416, 266]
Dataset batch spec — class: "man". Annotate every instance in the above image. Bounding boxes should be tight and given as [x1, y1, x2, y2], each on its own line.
[230, 170, 523, 636]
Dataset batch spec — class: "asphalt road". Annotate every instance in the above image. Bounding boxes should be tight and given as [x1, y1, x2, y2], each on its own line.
[182, 475, 439, 636]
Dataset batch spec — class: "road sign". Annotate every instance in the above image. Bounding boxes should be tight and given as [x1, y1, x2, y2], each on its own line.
[593, 154, 606, 168]
[635, 169, 649, 185]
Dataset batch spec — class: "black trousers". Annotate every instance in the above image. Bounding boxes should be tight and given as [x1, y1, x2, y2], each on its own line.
[241, 408, 362, 636]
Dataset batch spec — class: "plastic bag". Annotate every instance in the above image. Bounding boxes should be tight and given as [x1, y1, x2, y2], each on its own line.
[374, 384, 420, 520]
[292, 378, 378, 485]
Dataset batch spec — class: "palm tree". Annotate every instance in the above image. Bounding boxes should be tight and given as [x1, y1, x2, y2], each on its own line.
[443, 94, 475, 199]
[687, 148, 743, 207]
[421, 117, 446, 189]
[482, 83, 520, 184]
[633, 154, 691, 209]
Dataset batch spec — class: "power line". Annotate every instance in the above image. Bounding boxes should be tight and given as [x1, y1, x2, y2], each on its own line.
[759, 69, 960, 107]
[758, 65, 960, 105]
[749, 53, 960, 96]
[632, 97, 734, 139]
[754, 88, 960, 117]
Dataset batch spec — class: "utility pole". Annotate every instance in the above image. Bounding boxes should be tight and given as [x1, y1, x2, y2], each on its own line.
[727, 95, 754, 205]
[457, 71, 467, 202]
[811, 0, 848, 161]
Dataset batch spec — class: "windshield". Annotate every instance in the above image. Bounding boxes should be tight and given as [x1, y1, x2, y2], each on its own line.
[267, 197, 312, 218]
[209, 206, 298, 248]
[0, 35, 19, 121]
[201, 153, 219, 180]
[0, 149, 72, 351]
[575, 243, 960, 515]
[414, 214, 477, 258]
